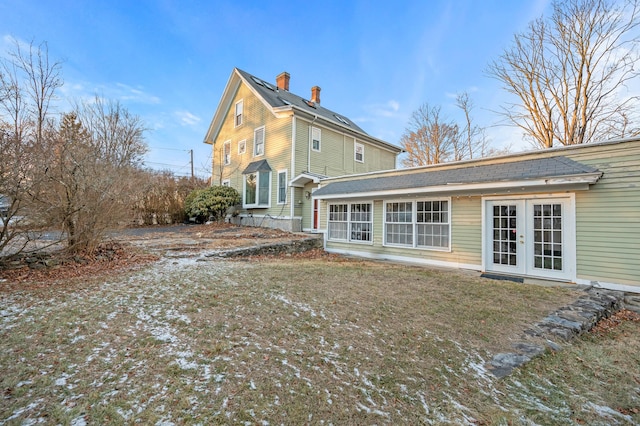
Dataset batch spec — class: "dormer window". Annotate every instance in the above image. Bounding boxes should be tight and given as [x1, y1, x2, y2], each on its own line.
[235, 100, 244, 127]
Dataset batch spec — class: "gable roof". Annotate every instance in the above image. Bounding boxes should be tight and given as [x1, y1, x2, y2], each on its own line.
[203, 68, 402, 154]
[313, 156, 602, 199]
[235, 69, 369, 134]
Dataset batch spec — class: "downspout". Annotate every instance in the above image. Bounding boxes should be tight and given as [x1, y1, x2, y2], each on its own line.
[290, 116, 296, 220]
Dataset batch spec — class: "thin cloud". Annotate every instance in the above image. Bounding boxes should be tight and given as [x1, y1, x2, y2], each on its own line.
[175, 110, 201, 126]
[363, 100, 401, 118]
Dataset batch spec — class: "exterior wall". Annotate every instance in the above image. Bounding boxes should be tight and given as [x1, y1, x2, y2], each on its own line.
[212, 83, 294, 225]
[322, 196, 483, 269]
[561, 142, 640, 286]
[317, 139, 640, 290]
[294, 118, 397, 178]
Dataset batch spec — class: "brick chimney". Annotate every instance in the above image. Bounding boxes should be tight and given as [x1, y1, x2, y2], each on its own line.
[276, 72, 290, 91]
[311, 86, 321, 104]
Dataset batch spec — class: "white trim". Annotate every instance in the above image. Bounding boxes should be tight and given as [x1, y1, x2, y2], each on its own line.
[575, 278, 640, 294]
[327, 201, 374, 244]
[234, 99, 244, 128]
[482, 193, 576, 282]
[313, 175, 600, 200]
[253, 126, 265, 157]
[290, 117, 296, 219]
[238, 139, 246, 155]
[311, 127, 321, 152]
[242, 169, 271, 209]
[325, 247, 482, 271]
[382, 197, 452, 252]
[277, 169, 288, 205]
[354, 142, 364, 163]
[290, 173, 324, 187]
[223, 140, 231, 165]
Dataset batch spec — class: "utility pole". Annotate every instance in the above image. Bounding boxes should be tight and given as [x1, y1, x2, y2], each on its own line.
[190, 149, 194, 179]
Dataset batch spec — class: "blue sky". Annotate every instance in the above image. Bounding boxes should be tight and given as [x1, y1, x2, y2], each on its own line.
[2, 0, 552, 178]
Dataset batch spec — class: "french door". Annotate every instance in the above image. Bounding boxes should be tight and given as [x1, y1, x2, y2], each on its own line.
[485, 197, 575, 281]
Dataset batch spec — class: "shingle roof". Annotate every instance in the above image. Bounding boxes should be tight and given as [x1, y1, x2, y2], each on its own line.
[242, 159, 272, 174]
[313, 156, 601, 197]
[236, 68, 369, 134]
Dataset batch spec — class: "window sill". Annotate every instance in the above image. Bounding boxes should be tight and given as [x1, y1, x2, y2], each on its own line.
[382, 243, 451, 252]
[243, 204, 270, 209]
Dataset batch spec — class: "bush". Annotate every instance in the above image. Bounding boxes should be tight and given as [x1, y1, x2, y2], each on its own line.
[185, 186, 241, 223]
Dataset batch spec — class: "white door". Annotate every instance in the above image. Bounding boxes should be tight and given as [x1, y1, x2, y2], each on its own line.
[485, 197, 574, 281]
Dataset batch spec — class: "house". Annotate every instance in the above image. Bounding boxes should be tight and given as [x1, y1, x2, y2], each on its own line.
[203, 68, 403, 232]
[312, 137, 640, 293]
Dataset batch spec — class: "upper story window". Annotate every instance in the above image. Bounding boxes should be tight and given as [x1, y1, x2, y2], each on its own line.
[355, 142, 364, 163]
[312, 127, 321, 152]
[223, 140, 231, 165]
[238, 139, 246, 155]
[254, 126, 265, 157]
[235, 100, 243, 127]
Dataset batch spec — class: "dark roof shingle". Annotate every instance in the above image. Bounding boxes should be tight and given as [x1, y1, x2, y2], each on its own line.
[313, 156, 600, 197]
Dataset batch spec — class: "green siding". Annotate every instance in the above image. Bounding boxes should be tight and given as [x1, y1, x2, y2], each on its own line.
[324, 196, 482, 268]
[564, 143, 640, 285]
[212, 83, 293, 219]
[294, 117, 398, 178]
[321, 140, 640, 287]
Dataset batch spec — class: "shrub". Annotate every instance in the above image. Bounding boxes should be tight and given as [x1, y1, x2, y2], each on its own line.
[185, 186, 241, 223]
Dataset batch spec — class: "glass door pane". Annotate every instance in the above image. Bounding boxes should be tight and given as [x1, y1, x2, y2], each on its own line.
[492, 204, 518, 266]
[532, 203, 563, 271]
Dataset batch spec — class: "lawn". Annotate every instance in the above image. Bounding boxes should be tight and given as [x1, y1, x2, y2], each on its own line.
[1, 255, 639, 424]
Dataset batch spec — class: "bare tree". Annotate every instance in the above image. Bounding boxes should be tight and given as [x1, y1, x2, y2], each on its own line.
[487, 0, 640, 148]
[400, 103, 461, 167]
[0, 39, 60, 259]
[41, 103, 148, 254]
[7, 38, 63, 144]
[456, 92, 482, 159]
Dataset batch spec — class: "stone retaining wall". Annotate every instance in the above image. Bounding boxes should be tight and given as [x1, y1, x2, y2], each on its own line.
[489, 287, 626, 378]
[202, 237, 323, 259]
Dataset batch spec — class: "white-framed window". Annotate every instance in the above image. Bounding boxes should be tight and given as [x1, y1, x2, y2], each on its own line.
[222, 179, 230, 187]
[235, 100, 243, 127]
[254, 126, 265, 157]
[311, 127, 321, 152]
[355, 142, 364, 163]
[243, 170, 270, 208]
[277, 170, 287, 204]
[328, 204, 348, 240]
[238, 139, 246, 155]
[384, 199, 450, 250]
[328, 202, 373, 243]
[223, 140, 231, 165]
[416, 200, 449, 248]
[385, 201, 413, 245]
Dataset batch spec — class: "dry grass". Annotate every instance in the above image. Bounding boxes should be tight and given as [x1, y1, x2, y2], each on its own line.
[1, 255, 637, 424]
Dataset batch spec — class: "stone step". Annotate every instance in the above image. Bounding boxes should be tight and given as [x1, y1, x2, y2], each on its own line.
[624, 295, 640, 314]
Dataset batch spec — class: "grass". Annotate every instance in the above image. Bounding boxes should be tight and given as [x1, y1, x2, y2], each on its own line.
[1, 255, 638, 424]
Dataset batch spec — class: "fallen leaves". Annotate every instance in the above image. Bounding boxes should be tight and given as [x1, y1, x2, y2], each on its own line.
[0, 242, 159, 291]
[590, 309, 640, 336]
